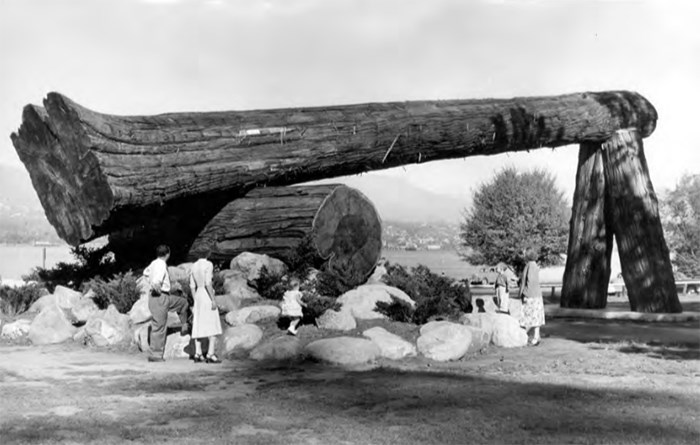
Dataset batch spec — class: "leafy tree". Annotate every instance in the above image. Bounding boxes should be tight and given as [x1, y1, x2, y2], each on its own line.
[460, 167, 569, 272]
[659, 174, 700, 278]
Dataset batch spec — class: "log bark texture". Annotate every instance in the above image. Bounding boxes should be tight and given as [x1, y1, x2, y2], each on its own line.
[188, 184, 382, 287]
[12, 91, 657, 245]
[561, 143, 613, 309]
[601, 130, 682, 313]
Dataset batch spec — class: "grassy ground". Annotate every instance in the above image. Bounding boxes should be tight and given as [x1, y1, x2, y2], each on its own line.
[1, 315, 699, 445]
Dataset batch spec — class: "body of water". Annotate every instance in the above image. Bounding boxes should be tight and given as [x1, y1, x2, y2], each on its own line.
[0, 244, 74, 281]
[382, 249, 478, 281]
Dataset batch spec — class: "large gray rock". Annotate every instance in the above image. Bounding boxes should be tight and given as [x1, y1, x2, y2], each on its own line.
[417, 321, 473, 362]
[222, 324, 263, 355]
[84, 305, 131, 346]
[132, 323, 151, 352]
[229, 252, 288, 283]
[220, 272, 260, 303]
[365, 262, 387, 284]
[168, 263, 193, 284]
[337, 284, 415, 320]
[460, 312, 528, 348]
[362, 327, 416, 360]
[249, 335, 302, 361]
[214, 293, 245, 314]
[1, 318, 32, 339]
[304, 337, 381, 366]
[128, 294, 152, 324]
[28, 304, 78, 345]
[68, 296, 99, 324]
[28, 285, 81, 313]
[225, 305, 280, 327]
[316, 309, 357, 331]
[163, 332, 192, 359]
[463, 326, 490, 354]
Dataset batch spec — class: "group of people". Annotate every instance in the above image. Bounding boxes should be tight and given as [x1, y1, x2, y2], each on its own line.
[493, 260, 545, 346]
[142, 244, 307, 363]
[143, 245, 222, 363]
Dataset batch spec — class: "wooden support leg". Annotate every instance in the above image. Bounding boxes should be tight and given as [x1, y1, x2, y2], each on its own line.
[561, 143, 612, 309]
[601, 129, 682, 313]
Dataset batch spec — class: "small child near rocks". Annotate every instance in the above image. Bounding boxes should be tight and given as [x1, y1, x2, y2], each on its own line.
[280, 279, 306, 335]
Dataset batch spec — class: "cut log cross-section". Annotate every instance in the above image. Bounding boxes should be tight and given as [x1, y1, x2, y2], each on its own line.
[11, 91, 658, 246]
[601, 130, 682, 313]
[187, 184, 382, 287]
[561, 143, 613, 309]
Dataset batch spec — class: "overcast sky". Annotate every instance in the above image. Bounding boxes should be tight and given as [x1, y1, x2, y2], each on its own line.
[1, 0, 698, 204]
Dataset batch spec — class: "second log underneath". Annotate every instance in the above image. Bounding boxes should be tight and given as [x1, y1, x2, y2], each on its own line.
[188, 184, 382, 287]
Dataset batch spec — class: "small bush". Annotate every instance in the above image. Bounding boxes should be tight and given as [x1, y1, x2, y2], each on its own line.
[379, 262, 472, 324]
[253, 265, 288, 300]
[0, 283, 46, 317]
[375, 297, 414, 323]
[277, 235, 325, 279]
[82, 271, 140, 313]
[314, 259, 356, 298]
[25, 245, 118, 293]
[301, 293, 342, 323]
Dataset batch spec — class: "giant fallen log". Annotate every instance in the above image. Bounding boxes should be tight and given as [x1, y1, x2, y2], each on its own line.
[12, 91, 657, 246]
[186, 184, 382, 287]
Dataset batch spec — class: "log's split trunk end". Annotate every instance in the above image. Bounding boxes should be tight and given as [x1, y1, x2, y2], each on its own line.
[11, 103, 113, 245]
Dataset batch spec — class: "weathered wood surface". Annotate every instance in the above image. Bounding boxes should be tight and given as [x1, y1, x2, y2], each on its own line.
[561, 143, 612, 309]
[188, 184, 382, 287]
[601, 130, 682, 313]
[12, 91, 657, 245]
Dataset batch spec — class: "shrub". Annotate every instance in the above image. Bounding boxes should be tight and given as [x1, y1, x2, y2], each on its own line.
[25, 245, 119, 293]
[375, 297, 414, 323]
[0, 283, 46, 317]
[277, 235, 325, 279]
[378, 262, 472, 324]
[82, 271, 140, 313]
[314, 263, 355, 298]
[253, 265, 288, 300]
[301, 293, 342, 324]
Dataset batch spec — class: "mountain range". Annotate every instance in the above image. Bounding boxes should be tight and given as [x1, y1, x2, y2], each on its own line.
[0, 164, 468, 243]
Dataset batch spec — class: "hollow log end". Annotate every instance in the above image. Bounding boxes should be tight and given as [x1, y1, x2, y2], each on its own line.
[588, 91, 658, 138]
[11, 100, 114, 245]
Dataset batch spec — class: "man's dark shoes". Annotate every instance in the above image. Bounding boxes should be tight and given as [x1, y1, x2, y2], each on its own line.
[148, 356, 165, 362]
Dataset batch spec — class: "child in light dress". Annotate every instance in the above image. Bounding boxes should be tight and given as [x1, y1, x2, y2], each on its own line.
[280, 279, 306, 335]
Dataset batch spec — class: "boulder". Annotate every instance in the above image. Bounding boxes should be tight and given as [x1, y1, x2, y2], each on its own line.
[417, 321, 473, 362]
[28, 304, 78, 345]
[249, 335, 302, 361]
[168, 263, 193, 284]
[84, 305, 131, 346]
[337, 284, 415, 320]
[316, 309, 357, 331]
[221, 274, 260, 302]
[362, 327, 416, 360]
[163, 332, 192, 359]
[214, 293, 245, 314]
[73, 326, 88, 343]
[1, 318, 32, 339]
[68, 297, 99, 324]
[128, 294, 152, 324]
[304, 337, 381, 366]
[222, 324, 263, 356]
[229, 252, 288, 283]
[460, 312, 528, 348]
[132, 323, 151, 352]
[225, 305, 280, 326]
[28, 285, 82, 313]
[463, 326, 490, 354]
[365, 262, 387, 284]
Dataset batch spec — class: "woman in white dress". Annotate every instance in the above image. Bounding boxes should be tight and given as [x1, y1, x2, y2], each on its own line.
[189, 257, 223, 363]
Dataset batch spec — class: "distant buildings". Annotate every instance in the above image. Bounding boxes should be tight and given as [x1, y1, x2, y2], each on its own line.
[382, 221, 461, 251]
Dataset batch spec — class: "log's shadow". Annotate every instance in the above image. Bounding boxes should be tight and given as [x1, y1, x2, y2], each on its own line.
[2, 366, 697, 445]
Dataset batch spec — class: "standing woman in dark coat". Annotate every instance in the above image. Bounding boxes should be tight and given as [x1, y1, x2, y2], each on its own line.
[518, 260, 545, 346]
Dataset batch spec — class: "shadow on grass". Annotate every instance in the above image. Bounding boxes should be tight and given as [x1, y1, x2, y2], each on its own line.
[545, 318, 700, 361]
[1, 366, 698, 445]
